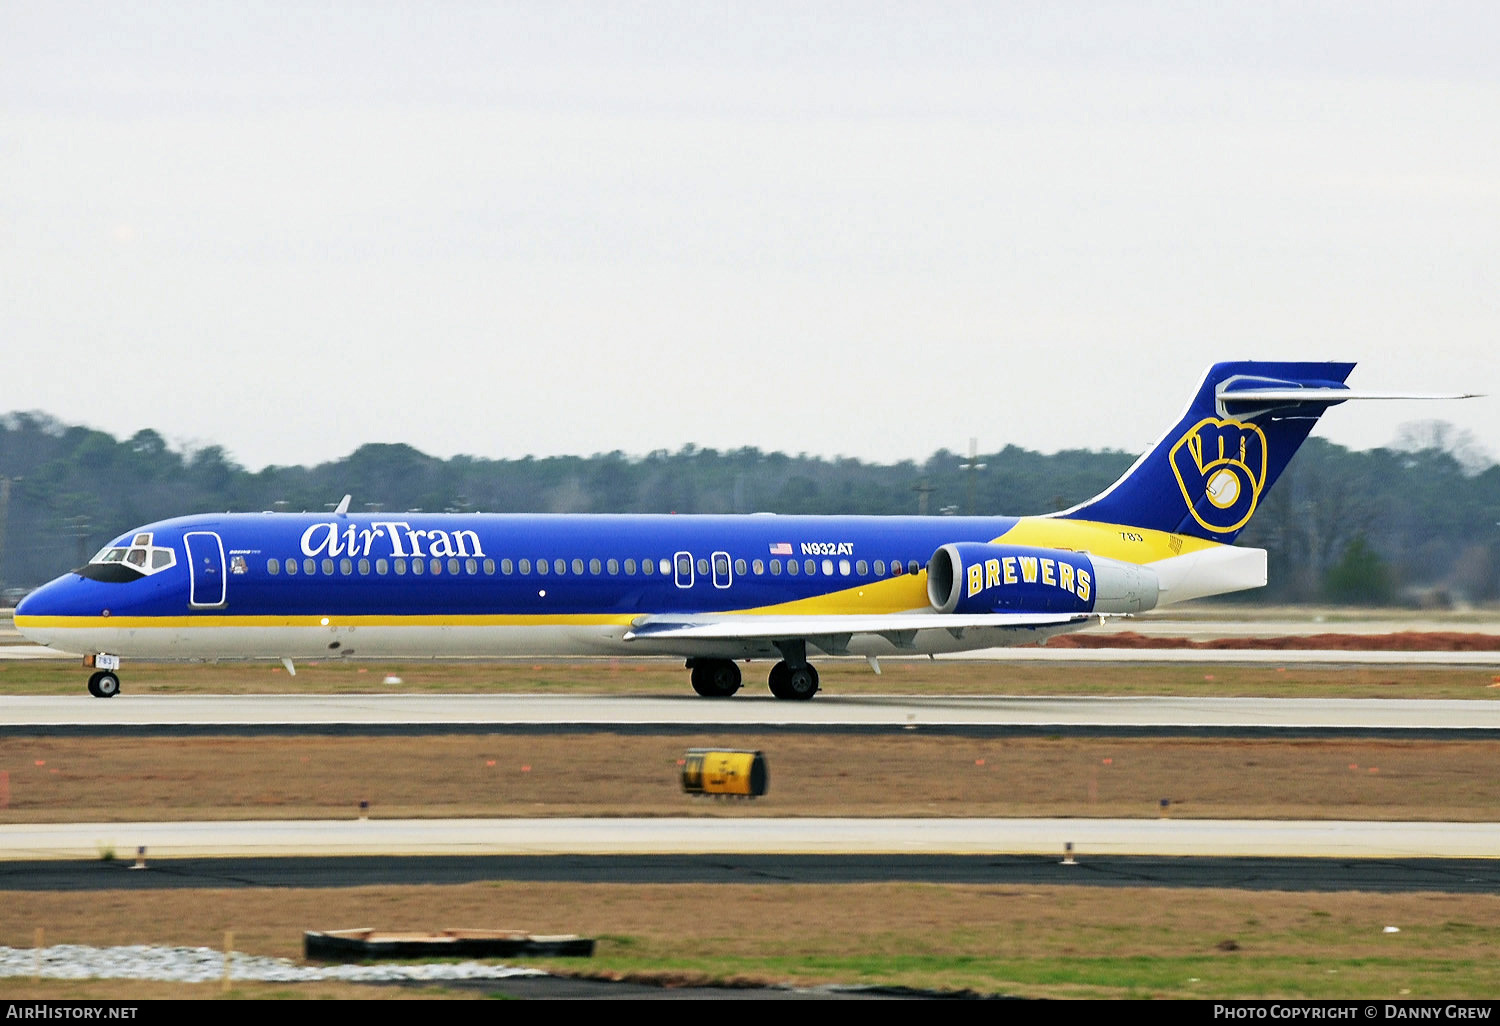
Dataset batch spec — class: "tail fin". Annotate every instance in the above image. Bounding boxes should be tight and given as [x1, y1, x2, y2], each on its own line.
[1056, 361, 1358, 543]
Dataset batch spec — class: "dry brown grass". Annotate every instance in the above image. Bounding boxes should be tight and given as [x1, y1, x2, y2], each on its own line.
[5, 883, 1500, 1000]
[2, 734, 1498, 822]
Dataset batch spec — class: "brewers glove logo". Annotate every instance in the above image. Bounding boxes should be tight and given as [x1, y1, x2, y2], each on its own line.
[1169, 418, 1267, 534]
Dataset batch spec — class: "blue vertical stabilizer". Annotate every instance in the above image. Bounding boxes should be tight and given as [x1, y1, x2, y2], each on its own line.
[1054, 361, 1357, 543]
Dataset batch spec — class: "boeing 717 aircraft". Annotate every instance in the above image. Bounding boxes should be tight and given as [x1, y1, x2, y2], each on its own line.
[14, 361, 1469, 699]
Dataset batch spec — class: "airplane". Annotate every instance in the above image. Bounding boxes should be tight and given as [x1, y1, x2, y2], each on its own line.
[14, 360, 1474, 699]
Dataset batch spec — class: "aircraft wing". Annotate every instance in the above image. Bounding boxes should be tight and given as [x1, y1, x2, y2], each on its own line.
[623, 611, 1096, 652]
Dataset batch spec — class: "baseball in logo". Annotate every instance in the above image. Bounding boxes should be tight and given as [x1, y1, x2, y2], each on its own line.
[1169, 418, 1268, 534]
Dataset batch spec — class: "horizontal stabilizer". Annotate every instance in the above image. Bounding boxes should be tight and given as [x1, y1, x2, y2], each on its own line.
[1218, 384, 1480, 417]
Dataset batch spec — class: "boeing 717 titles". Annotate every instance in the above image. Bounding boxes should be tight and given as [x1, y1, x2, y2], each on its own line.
[14, 361, 1473, 699]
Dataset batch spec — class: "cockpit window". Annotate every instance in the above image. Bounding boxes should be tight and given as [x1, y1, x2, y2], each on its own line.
[77, 533, 177, 582]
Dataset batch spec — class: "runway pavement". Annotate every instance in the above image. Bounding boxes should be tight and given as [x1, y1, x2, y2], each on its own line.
[2, 816, 1497, 861]
[7, 853, 1500, 894]
[4, 693, 1500, 736]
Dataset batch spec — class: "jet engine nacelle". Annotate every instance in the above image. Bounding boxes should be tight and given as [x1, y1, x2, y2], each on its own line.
[927, 543, 1159, 616]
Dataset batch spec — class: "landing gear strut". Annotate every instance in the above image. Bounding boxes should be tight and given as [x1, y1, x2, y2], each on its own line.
[688, 658, 742, 697]
[767, 639, 819, 700]
[87, 670, 121, 699]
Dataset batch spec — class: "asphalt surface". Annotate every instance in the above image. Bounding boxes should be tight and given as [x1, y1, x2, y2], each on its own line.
[2, 853, 1499, 893]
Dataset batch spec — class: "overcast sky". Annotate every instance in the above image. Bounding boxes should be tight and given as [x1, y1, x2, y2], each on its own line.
[4, 2, 1496, 471]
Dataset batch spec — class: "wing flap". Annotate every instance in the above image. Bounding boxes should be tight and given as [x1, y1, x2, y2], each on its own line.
[623, 612, 1095, 644]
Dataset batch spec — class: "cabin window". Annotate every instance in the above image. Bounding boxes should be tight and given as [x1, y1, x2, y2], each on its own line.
[677, 555, 692, 577]
[358, 558, 370, 575]
[607, 558, 619, 574]
[657, 558, 670, 575]
[285, 559, 298, 576]
[499, 558, 512, 574]
[394, 559, 407, 575]
[752, 559, 764, 575]
[805, 559, 817, 576]
[786, 560, 798, 576]
[340, 558, 353, 575]
[318, 558, 331, 575]
[856, 560, 867, 575]
[590, 558, 602, 574]
[412, 559, 425, 575]
[430, 559, 442, 575]
[770, 559, 781, 575]
[536, 559, 548, 575]
[555, 558, 567, 575]
[449, 558, 462, 575]
[624, 558, 636, 575]
[821, 559, 833, 575]
[376, 558, 389, 575]
[303, 558, 316, 575]
[465, 558, 477, 575]
[874, 560, 885, 576]
[735, 558, 747, 575]
[891, 561, 903, 576]
[572, 558, 585, 575]
[267, 559, 280, 575]
[908, 560, 921, 575]
[696, 558, 709, 576]
[839, 559, 851, 576]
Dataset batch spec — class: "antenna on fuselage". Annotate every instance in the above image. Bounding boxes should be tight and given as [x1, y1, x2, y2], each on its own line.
[333, 494, 352, 517]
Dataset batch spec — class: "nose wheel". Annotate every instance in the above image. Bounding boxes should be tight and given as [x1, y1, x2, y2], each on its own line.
[87, 670, 121, 698]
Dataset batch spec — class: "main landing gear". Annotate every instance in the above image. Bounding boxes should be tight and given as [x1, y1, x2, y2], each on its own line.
[767, 660, 819, 701]
[688, 658, 742, 697]
[87, 670, 121, 698]
[686, 646, 821, 701]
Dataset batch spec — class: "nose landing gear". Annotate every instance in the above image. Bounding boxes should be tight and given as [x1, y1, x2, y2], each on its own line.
[85, 654, 122, 698]
[87, 670, 121, 698]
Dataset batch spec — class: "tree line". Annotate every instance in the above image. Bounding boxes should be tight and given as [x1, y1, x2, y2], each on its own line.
[2, 411, 1494, 605]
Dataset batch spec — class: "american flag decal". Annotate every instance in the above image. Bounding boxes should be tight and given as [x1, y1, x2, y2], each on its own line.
[769, 542, 793, 556]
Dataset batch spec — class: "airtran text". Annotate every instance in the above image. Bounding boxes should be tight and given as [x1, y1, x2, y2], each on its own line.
[300, 521, 486, 561]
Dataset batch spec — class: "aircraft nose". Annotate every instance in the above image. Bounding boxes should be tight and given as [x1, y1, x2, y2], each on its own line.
[14, 575, 85, 621]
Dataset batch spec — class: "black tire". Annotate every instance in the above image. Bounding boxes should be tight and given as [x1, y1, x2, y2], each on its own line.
[690, 659, 741, 698]
[768, 660, 818, 700]
[89, 671, 121, 699]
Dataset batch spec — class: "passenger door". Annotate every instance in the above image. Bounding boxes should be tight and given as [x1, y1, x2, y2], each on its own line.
[184, 531, 227, 608]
